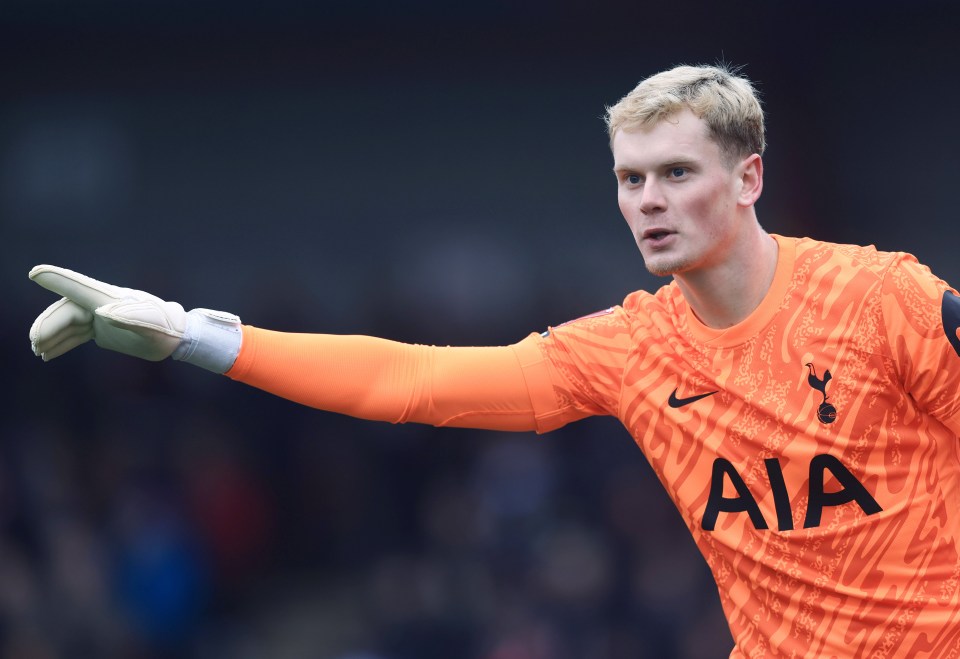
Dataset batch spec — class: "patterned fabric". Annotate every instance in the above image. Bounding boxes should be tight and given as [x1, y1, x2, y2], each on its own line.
[514, 234, 960, 657]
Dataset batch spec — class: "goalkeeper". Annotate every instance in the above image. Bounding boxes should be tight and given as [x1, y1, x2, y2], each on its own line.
[28, 64, 960, 658]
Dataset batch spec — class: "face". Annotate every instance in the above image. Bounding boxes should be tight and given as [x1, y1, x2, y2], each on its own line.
[613, 109, 750, 278]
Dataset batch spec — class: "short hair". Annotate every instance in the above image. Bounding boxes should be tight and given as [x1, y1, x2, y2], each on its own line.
[604, 63, 766, 162]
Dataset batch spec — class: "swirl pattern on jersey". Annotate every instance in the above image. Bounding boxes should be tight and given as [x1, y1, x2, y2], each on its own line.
[524, 235, 960, 658]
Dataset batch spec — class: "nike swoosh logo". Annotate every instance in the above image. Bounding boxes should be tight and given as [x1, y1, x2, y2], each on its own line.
[668, 388, 718, 408]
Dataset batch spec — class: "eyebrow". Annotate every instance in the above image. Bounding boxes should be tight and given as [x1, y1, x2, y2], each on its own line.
[613, 158, 698, 174]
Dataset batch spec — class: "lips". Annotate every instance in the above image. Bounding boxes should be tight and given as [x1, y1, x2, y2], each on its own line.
[642, 228, 675, 241]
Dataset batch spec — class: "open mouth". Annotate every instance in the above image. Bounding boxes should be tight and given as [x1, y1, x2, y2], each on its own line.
[643, 229, 674, 241]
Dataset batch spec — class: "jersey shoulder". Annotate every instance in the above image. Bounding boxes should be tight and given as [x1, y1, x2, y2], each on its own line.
[792, 235, 911, 280]
[547, 283, 678, 336]
[791, 234, 949, 303]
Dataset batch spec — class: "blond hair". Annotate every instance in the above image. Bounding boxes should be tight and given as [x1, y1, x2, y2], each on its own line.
[605, 63, 765, 162]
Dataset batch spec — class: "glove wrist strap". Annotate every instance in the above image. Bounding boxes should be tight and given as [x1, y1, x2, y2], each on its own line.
[172, 309, 242, 374]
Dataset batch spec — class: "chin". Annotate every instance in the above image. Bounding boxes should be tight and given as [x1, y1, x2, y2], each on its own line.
[644, 257, 690, 277]
[645, 265, 677, 278]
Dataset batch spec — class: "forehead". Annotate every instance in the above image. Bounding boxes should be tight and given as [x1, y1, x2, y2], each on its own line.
[612, 108, 720, 169]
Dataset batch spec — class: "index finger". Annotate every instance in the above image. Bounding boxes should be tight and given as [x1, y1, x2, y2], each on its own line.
[29, 264, 129, 311]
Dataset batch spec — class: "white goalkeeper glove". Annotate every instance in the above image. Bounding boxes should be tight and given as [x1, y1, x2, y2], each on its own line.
[29, 265, 242, 374]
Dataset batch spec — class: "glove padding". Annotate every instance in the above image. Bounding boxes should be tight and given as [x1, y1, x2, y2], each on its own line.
[29, 265, 241, 373]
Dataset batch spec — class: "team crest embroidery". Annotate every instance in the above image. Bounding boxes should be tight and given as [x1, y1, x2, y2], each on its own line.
[805, 362, 836, 424]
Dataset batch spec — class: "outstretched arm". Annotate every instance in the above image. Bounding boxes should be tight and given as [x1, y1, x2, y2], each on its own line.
[28, 265, 545, 432]
[227, 327, 541, 430]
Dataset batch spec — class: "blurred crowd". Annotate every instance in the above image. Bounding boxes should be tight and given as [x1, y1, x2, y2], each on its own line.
[3, 329, 732, 658]
[7, 3, 959, 658]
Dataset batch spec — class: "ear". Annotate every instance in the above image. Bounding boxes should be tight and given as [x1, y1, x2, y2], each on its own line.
[736, 154, 763, 207]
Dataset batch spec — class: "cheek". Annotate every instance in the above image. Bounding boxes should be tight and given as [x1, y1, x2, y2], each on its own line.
[617, 184, 643, 210]
[617, 192, 631, 220]
[687, 182, 730, 224]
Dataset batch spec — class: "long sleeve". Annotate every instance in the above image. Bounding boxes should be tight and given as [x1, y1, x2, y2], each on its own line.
[225, 326, 548, 431]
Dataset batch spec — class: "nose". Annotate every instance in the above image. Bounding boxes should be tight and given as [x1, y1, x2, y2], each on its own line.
[639, 178, 666, 214]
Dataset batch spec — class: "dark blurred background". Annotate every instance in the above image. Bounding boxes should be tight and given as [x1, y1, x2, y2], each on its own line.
[3, 1, 960, 657]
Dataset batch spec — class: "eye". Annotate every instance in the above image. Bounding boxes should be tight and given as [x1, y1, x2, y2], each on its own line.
[626, 174, 641, 185]
[669, 167, 687, 178]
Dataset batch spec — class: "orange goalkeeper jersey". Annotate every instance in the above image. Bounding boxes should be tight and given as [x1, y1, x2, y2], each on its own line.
[228, 234, 960, 657]
[512, 234, 960, 658]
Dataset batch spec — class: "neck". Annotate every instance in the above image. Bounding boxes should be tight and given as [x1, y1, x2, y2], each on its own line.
[674, 225, 779, 330]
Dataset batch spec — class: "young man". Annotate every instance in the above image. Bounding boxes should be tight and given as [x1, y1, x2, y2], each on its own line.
[28, 64, 960, 657]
